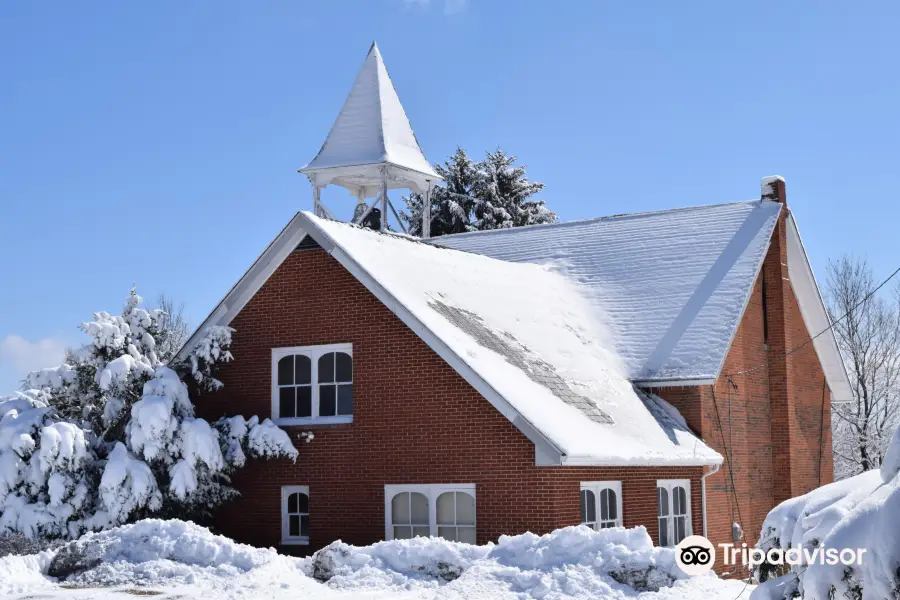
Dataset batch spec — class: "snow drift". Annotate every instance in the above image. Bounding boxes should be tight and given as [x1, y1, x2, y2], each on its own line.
[0, 518, 755, 600]
[309, 524, 685, 596]
[752, 426, 900, 599]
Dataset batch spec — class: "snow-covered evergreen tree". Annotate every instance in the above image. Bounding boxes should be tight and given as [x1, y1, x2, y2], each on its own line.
[402, 147, 479, 237]
[0, 289, 297, 539]
[402, 147, 556, 237]
[472, 150, 555, 230]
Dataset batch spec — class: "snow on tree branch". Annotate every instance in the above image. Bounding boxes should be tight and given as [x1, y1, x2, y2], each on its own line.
[187, 326, 235, 391]
[0, 289, 298, 540]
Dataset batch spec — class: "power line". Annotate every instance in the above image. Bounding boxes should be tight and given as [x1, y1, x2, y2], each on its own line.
[727, 265, 900, 378]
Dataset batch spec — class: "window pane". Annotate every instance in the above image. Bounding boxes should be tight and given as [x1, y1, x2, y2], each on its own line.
[337, 385, 353, 415]
[318, 353, 335, 383]
[658, 518, 669, 547]
[410, 492, 428, 524]
[279, 387, 296, 418]
[607, 489, 617, 520]
[580, 490, 588, 523]
[456, 493, 475, 526]
[301, 514, 309, 538]
[288, 493, 298, 514]
[600, 489, 609, 521]
[289, 514, 300, 537]
[584, 490, 596, 523]
[413, 526, 430, 537]
[392, 492, 410, 524]
[675, 487, 687, 516]
[601, 522, 614, 529]
[336, 352, 352, 382]
[278, 356, 294, 386]
[437, 492, 455, 524]
[438, 526, 457, 541]
[297, 386, 312, 417]
[295, 355, 311, 385]
[657, 487, 669, 517]
[320, 385, 336, 416]
[458, 527, 476, 544]
[675, 517, 686, 543]
[297, 493, 308, 514]
[393, 525, 412, 540]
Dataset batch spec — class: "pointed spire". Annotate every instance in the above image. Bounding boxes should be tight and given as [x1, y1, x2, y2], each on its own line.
[299, 42, 439, 196]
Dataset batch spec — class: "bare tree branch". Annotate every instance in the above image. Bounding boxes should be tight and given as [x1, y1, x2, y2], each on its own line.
[827, 255, 900, 479]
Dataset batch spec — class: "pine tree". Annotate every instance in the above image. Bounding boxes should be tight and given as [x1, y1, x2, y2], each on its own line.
[472, 150, 556, 230]
[402, 147, 479, 237]
[402, 147, 557, 237]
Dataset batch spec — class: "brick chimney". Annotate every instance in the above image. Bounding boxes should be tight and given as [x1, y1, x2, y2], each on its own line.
[761, 175, 786, 204]
[759, 175, 807, 504]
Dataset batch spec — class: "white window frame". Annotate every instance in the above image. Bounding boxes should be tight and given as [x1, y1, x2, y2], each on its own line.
[271, 343, 353, 425]
[384, 484, 476, 541]
[657, 479, 692, 547]
[580, 481, 623, 529]
[281, 485, 309, 545]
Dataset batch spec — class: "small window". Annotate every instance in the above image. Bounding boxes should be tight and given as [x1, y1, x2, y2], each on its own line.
[657, 479, 691, 547]
[384, 484, 476, 543]
[580, 481, 622, 530]
[281, 485, 309, 545]
[272, 344, 352, 424]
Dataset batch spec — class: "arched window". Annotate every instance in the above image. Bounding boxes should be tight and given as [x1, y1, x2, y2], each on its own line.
[272, 345, 353, 423]
[282, 485, 309, 544]
[580, 482, 622, 530]
[436, 491, 476, 543]
[277, 354, 312, 418]
[580, 489, 597, 529]
[318, 351, 353, 417]
[384, 484, 477, 542]
[657, 479, 691, 546]
[390, 491, 430, 539]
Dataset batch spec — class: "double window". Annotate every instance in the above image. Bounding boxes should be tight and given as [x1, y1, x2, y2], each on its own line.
[281, 485, 309, 545]
[580, 481, 622, 529]
[384, 484, 476, 543]
[657, 479, 691, 547]
[272, 344, 353, 424]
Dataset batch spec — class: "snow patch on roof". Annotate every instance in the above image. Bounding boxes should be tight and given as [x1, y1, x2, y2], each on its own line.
[303, 213, 721, 466]
[433, 200, 783, 383]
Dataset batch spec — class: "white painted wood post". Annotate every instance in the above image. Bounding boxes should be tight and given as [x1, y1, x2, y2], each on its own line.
[380, 171, 388, 231]
[312, 179, 321, 217]
[423, 179, 433, 239]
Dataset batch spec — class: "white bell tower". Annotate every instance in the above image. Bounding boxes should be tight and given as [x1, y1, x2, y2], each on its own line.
[299, 42, 441, 237]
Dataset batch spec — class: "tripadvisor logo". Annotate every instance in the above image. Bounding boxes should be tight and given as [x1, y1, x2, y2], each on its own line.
[674, 534, 868, 575]
[675, 535, 716, 575]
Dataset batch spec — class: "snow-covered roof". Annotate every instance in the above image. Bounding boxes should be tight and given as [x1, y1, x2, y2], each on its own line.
[178, 211, 722, 467]
[433, 200, 781, 385]
[299, 42, 440, 197]
[432, 200, 852, 401]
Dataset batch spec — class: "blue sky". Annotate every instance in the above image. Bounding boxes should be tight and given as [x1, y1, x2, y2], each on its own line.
[2, 1, 899, 392]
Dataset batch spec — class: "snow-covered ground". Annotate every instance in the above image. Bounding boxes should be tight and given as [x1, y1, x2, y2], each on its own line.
[1, 519, 754, 600]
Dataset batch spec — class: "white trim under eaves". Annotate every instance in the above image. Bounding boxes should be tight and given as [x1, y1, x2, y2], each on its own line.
[785, 213, 853, 403]
[561, 453, 722, 467]
[299, 216, 566, 467]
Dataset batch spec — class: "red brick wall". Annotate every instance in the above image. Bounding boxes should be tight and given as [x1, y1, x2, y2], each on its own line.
[654, 205, 833, 574]
[195, 246, 703, 552]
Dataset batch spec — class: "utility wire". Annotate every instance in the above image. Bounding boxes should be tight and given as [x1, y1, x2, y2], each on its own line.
[727, 265, 900, 378]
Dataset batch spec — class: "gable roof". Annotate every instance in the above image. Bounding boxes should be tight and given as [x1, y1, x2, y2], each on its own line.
[432, 200, 780, 384]
[433, 199, 852, 401]
[299, 43, 439, 197]
[177, 212, 722, 467]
